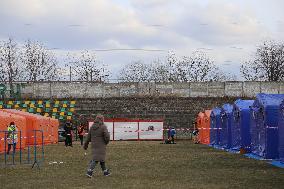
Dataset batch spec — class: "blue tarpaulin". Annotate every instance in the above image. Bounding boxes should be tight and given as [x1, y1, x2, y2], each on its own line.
[210, 107, 221, 146]
[250, 93, 284, 159]
[220, 104, 233, 149]
[270, 161, 284, 168]
[279, 100, 284, 163]
[231, 99, 254, 152]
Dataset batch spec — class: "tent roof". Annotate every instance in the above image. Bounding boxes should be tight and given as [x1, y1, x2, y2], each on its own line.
[221, 103, 233, 114]
[253, 93, 284, 108]
[204, 110, 212, 117]
[234, 99, 254, 111]
[211, 107, 221, 117]
[197, 112, 205, 118]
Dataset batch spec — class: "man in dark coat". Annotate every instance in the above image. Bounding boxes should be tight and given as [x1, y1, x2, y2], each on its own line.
[64, 122, 73, 147]
[84, 114, 110, 178]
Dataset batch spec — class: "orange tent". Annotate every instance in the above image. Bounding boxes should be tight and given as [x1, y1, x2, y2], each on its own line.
[0, 111, 26, 153]
[202, 110, 211, 144]
[49, 118, 59, 144]
[38, 115, 52, 144]
[196, 112, 205, 143]
[0, 109, 47, 145]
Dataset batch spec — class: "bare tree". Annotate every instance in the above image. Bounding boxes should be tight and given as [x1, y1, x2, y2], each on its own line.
[119, 51, 235, 83]
[187, 52, 214, 81]
[67, 50, 109, 82]
[148, 59, 170, 82]
[241, 41, 284, 81]
[0, 38, 22, 82]
[0, 38, 23, 96]
[119, 60, 171, 82]
[21, 40, 58, 81]
[170, 51, 235, 82]
[165, 51, 179, 82]
[210, 67, 237, 81]
[119, 60, 149, 82]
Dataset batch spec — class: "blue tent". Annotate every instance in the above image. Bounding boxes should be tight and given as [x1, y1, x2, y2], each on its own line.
[250, 93, 284, 159]
[220, 104, 233, 149]
[210, 107, 221, 146]
[231, 99, 254, 152]
[279, 100, 284, 163]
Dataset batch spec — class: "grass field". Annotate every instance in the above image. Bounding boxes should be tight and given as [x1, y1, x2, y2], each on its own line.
[1, 141, 284, 189]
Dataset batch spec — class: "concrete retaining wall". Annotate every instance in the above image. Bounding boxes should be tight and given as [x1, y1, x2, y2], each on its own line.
[1, 81, 284, 99]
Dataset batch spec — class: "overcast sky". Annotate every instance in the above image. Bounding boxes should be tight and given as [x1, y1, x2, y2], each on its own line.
[0, 0, 284, 80]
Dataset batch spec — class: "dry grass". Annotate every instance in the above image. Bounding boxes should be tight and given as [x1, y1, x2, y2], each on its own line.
[1, 141, 284, 189]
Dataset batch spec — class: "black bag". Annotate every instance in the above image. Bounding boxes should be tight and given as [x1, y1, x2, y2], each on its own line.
[165, 139, 171, 144]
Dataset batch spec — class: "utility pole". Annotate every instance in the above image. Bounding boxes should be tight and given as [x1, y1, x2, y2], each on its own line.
[90, 69, 93, 82]
[69, 66, 72, 82]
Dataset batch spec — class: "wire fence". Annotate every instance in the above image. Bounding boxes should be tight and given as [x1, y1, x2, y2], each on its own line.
[0, 130, 44, 168]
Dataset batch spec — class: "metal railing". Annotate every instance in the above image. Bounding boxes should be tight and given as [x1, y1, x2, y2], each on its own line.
[0, 130, 44, 168]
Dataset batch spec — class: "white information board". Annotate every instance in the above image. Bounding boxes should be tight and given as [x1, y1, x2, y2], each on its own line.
[104, 122, 114, 140]
[88, 119, 164, 141]
[139, 121, 163, 140]
[88, 122, 113, 140]
[114, 122, 138, 140]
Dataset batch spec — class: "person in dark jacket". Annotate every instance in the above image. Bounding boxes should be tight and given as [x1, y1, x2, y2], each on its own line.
[170, 127, 176, 144]
[167, 127, 171, 140]
[78, 124, 85, 146]
[84, 114, 111, 178]
[192, 128, 200, 144]
[64, 122, 73, 147]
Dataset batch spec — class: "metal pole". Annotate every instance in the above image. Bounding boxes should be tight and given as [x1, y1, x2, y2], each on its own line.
[4, 131, 7, 165]
[49, 82, 52, 99]
[138, 121, 140, 141]
[76, 127, 78, 141]
[34, 130, 37, 163]
[27, 132, 30, 164]
[20, 131, 22, 164]
[41, 130, 44, 162]
[70, 66, 72, 82]
[12, 131, 15, 165]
